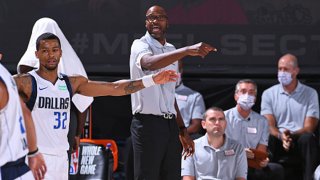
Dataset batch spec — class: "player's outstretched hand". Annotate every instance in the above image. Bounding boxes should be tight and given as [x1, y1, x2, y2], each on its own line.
[28, 153, 47, 180]
[153, 70, 178, 85]
[186, 42, 217, 58]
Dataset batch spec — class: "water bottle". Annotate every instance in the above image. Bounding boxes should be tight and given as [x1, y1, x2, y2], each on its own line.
[105, 143, 114, 180]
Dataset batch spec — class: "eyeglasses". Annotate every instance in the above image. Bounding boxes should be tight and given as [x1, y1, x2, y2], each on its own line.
[146, 15, 168, 22]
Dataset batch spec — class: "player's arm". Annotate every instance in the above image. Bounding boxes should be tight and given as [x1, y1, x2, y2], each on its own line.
[13, 74, 33, 103]
[0, 79, 8, 110]
[141, 43, 216, 70]
[14, 74, 47, 179]
[20, 97, 37, 154]
[72, 108, 88, 152]
[20, 97, 47, 180]
[71, 70, 178, 97]
[0, 79, 46, 179]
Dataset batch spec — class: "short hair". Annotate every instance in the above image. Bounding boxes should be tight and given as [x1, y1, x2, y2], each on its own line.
[36, 32, 61, 50]
[235, 79, 257, 94]
[203, 106, 225, 120]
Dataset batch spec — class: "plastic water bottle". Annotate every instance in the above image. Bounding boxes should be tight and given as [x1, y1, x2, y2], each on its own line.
[105, 143, 114, 180]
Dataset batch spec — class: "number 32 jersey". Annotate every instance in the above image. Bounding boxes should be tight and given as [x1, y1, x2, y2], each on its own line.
[28, 71, 71, 155]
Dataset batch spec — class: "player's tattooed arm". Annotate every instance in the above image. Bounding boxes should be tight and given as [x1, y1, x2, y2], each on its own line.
[70, 70, 178, 97]
[124, 81, 144, 95]
[13, 74, 32, 102]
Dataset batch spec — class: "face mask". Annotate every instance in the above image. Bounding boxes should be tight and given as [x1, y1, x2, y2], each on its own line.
[278, 71, 292, 86]
[237, 94, 255, 111]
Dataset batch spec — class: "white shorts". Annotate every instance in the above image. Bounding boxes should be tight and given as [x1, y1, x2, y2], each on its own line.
[43, 152, 69, 180]
[0, 169, 33, 180]
[0, 156, 34, 180]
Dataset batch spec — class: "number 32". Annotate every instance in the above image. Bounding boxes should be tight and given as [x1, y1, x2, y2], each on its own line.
[54, 112, 67, 129]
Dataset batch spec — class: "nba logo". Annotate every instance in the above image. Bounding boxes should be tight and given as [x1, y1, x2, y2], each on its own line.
[70, 148, 80, 175]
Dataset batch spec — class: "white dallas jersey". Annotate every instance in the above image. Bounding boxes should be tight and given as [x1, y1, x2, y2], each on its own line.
[0, 64, 28, 166]
[28, 71, 71, 155]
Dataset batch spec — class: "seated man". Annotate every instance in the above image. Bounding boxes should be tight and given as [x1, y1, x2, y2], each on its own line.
[261, 54, 320, 180]
[181, 107, 247, 180]
[225, 79, 284, 180]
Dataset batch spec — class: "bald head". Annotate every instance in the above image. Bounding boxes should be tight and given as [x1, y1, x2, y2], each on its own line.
[145, 5, 169, 44]
[146, 5, 167, 16]
[278, 53, 298, 68]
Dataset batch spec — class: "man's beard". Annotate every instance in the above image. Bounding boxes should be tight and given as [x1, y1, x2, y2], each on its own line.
[45, 65, 58, 71]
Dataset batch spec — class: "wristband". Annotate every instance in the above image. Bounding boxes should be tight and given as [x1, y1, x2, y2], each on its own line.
[27, 148, 39, 157]
[142, 74, 156, 88]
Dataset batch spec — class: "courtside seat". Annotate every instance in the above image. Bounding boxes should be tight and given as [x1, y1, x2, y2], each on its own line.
[80, 138, 119, 172]
[69, 139, 118, 180]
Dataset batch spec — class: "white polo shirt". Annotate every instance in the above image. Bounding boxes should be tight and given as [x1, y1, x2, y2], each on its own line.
[181, 134, 247, 180]
[225, 107, 269, 148]
[261, 82, 319, 132]
[130, 31, 178, 116]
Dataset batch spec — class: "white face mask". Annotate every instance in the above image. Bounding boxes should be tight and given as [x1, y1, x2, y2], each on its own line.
[278, 71, 293, 86]
[237, 94, 255, 111]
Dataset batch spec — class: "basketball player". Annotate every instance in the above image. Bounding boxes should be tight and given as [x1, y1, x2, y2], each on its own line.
[17, 18, 93, 173]
[0, 53, 46, 180]
[13, 33, 178, 179]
